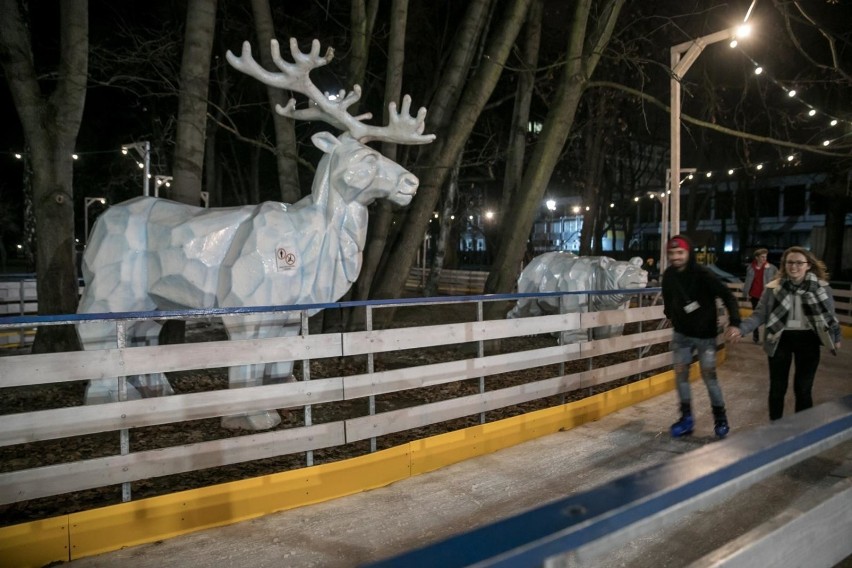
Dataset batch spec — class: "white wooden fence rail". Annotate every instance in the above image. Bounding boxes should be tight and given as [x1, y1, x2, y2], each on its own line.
[0, 293, 669, 506]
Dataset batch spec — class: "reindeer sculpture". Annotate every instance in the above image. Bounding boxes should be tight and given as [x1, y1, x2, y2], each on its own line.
[77, 38, 435, 430]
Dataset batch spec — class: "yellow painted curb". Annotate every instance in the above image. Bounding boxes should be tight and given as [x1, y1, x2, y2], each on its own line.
[66, 445, 411, 560]
[0, 517, 68, 568]
[0, 355, 703, 568]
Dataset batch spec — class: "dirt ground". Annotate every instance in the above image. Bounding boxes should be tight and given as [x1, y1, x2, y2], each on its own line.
[0, 298, 667, 527]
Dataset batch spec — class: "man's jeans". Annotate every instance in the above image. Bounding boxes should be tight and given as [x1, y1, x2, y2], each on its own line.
[671, 331, 725, 408]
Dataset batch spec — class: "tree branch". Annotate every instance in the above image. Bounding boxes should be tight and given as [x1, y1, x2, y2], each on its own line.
[206, 111, 316, 172]
[586, 81, 851, 158]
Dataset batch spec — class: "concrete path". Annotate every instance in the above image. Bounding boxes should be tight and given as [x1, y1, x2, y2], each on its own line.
[68, 340, 852, 568]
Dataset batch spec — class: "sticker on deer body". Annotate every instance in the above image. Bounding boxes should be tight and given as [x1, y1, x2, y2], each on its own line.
[276, 247, 297, 271]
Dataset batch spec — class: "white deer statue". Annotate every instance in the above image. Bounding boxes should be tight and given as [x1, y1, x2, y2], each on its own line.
[76, 38, 435, 430]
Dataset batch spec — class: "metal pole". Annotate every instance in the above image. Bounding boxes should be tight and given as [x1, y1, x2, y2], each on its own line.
[670, 48, 682, 244]
[669, 27, 739, 251]
[143, 141, 151, 197]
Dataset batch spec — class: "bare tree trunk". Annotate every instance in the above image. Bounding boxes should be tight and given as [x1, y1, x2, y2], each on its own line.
[352, 0, 409, 308]
[250, 0, 300, 202]
[348, 0, 379, 104]
[163, 0, 217, 345]
[425, 154, 462, 296]
[373, 0, 533, 305]
[500, 0, 542, 225]
[426, 0, 495, 133]
[733, 175, 752, 249]
[21, 152, 36, 271]
[486, 0, 625, 307]
[359, 0, 494, 311]
[172, 0, 217, 205]
[203, 64, 231, 208]
[579, 96, 609, 255]
[0, 0, 88, 352]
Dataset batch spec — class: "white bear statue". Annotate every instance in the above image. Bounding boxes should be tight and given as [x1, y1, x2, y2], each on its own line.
[507, 252, 648, 343]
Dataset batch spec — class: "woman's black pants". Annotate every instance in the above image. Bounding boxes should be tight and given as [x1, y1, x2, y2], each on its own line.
[767, 330, 821, 421]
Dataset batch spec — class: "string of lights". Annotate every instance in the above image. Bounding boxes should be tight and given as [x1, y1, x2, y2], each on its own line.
[2, 145, 170, 184]
[735, 48, 850, 135]
[5, 40, 846, 214]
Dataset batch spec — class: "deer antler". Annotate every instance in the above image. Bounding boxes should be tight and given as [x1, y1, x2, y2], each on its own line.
[226, 38, 436, 145]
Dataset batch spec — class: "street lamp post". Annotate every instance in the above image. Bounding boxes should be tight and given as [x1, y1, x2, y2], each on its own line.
[153, 175, 172, 197]
[84, 197, 107, 245]
[122, 141, 151, 196]
[669, 25, 750, 256]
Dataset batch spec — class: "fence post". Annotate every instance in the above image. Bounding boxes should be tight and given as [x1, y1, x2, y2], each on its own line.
[301, 310, 313, 467]
[116, 320, 132, 502]
[17, 280, 25, 345]
[477, 300, 486, 424]
[367, 305, 377, 453]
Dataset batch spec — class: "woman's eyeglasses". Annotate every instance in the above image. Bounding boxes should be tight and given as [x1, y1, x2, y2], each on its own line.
[785, 261, 808, 267]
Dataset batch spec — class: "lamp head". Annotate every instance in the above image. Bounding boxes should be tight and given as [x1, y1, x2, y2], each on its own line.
[736, 24, 752, 38]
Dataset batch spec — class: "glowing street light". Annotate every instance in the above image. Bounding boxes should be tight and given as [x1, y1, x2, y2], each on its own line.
[153, 175, 173, 197]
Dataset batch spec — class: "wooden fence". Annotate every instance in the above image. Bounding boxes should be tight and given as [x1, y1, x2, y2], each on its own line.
[0, 278, 84, 348]
[0, 291, 668, 507]
[0, 279, 37, 349]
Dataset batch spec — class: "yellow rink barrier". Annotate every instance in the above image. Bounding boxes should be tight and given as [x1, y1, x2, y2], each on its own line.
[0, 354, 716, 568]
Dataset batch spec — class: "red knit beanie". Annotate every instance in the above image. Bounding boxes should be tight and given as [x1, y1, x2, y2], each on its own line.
[667, 236, 690, 250]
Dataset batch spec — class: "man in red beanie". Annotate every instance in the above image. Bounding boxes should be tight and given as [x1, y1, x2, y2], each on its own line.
[661, 234, 742, 439]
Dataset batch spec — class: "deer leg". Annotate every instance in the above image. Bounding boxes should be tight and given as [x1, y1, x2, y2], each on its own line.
[263, 324, 300, 385]
[78, 293, 165, 404]
[78, 319, 140, 404]
[220, 315, 283, 431]
[126, 320, 174, 398]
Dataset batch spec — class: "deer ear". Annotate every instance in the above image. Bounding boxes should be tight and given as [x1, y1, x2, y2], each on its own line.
[311, 131, 340, 153]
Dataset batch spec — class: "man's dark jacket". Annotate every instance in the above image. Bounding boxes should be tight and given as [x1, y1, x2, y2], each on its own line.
[662, 263, 742, 339]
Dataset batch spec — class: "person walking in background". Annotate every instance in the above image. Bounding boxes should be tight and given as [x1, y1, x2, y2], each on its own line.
[644, 257, 659, 284]
[662, 235, 742, 439]
[726, 247, 841, 421]
[742, 248, 778, 343]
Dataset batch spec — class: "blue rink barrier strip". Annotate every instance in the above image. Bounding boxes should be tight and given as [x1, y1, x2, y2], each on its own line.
[365, 395, 852, 568]
[0, 287, 660, 328]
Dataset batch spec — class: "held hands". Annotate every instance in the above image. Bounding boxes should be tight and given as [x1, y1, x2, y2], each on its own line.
[724, 326, 742, 343]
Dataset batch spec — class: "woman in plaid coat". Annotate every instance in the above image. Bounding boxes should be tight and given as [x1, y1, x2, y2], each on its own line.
[727, 246, 841, 421]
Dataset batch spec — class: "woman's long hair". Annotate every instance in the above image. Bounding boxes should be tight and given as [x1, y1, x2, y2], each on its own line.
[777, 246, 829, 281]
